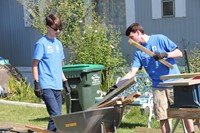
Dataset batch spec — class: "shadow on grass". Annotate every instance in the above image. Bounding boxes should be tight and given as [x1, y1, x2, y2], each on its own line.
[29, 117, 49, 122]
[119, 121, 146, 129]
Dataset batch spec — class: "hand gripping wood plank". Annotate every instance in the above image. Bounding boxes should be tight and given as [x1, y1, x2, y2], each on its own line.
[88, 77, 136, 110]
[128, 39, 174, 68]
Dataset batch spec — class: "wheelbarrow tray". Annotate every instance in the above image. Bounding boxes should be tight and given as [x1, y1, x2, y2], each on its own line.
[53, 106, 124, 133]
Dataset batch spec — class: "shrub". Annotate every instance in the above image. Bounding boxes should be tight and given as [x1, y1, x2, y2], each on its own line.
[187, 48, 200, 73]
[5, 76, 40, 103]
[68, 16, 127, 90]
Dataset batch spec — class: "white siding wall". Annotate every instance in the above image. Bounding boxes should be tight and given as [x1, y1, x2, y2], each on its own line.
[125, 0, 135, 27]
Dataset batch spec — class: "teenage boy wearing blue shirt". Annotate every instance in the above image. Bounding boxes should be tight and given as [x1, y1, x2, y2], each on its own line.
[32, 14, 71, 132]
[107, 23, 194, 133]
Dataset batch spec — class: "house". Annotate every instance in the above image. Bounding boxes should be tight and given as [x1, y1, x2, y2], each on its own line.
[0, 0, 199, 84]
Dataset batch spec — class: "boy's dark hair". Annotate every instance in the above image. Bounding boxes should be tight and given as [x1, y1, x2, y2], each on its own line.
[125, 23, 144, 36]
[46, 14, 62, 29]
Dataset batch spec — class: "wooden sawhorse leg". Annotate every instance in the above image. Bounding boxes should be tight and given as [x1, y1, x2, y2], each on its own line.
[172, 119, 188, 133]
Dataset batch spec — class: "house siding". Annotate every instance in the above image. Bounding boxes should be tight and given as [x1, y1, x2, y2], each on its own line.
[0, 0, 41, 66]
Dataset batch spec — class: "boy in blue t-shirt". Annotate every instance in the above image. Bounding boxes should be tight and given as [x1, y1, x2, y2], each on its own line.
[107, 23, 194, 133]
[32, 14, 71, 132]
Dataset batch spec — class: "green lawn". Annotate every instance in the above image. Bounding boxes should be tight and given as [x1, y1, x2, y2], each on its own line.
[0, 103, 48, 128]
[0, 102, 190, 132]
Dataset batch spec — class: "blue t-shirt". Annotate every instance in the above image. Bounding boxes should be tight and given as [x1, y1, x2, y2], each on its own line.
[33, 35, 65, 90]
[132, 34, 180, 88]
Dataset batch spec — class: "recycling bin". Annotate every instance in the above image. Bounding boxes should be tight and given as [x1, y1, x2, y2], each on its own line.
[62, 64, 104, 113]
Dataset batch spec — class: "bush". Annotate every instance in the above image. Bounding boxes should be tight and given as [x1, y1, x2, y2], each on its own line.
[187, 48, 200, 73]
[4, 76, 40, 103]
[68, 17, 127, 90]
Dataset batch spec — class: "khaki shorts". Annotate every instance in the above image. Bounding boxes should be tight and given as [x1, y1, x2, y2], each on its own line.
[153, 88, 174, 120]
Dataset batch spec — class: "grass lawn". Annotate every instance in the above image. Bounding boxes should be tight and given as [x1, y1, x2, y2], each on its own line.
[0, 102, 192, 132]
[0, 103, 49, 128]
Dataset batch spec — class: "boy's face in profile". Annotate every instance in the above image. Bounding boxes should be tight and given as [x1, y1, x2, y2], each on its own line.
[128, 31, 141, 43]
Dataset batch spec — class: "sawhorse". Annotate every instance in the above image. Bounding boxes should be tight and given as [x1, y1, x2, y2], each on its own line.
[168, 108, 199, 133]
[172, 119, 188, 133]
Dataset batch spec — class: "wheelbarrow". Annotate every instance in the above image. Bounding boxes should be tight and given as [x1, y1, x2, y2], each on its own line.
[54, 78, 137, 133]
[53, 106, 124, 133]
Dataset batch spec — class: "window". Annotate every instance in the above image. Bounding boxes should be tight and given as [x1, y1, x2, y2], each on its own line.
[152, 0, 186, 19]
[162, 0, 175, 17]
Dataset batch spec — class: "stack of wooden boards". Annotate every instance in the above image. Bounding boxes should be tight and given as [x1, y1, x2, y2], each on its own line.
[97, 92, 141, 108]
[159, 72, 200, 86]
[159, 73, 200, 133]
[158, 73, 200, 119]
[88, 77, 140, 110]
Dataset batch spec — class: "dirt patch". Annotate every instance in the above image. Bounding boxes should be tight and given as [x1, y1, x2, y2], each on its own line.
[0, 122, 53, 133]
[0, 122, 29, 132]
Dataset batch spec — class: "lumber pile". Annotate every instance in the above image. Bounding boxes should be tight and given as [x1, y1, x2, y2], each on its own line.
[88, 78, 137, 110]
[159, 73, 200, 86]
[97, 91, 141, 108]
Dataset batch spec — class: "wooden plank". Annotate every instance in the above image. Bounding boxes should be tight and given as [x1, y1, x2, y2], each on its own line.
[97, 96, 124, 108]
[160, 73, 200, 80]
[168, 108, 200, 119]
[128, 39, 173, 68]
[25, 125, 55, 133]
[159, 78, 200, 86]
[122, 92, 141, 105]
[0, 122, 29, 132]
[88, 77, 136, 110]
[97, 92, 141, 108]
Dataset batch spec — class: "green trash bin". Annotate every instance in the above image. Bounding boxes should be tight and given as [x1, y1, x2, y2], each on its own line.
[62, 64, 104, 113]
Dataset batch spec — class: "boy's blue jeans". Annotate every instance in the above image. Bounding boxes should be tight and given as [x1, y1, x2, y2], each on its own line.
[42, 89, 62, 132]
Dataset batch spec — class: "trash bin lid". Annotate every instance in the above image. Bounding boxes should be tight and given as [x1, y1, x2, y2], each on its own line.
[62, 64, 104, 72]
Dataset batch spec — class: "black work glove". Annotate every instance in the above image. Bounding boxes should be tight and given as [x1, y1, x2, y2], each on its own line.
[34, 80, 43, 98]
[63, 80, 71, 94]
[153, 52, 168, 60]
[106, 85, 118, 95]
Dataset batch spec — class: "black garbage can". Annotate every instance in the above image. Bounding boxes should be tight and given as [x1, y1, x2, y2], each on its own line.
[62, 64, 104, 113]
